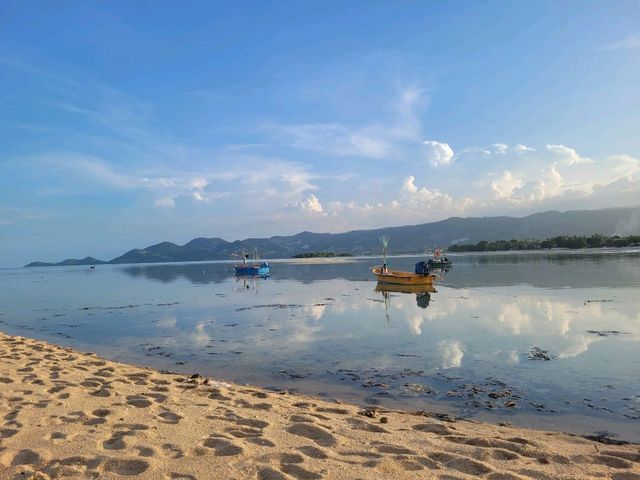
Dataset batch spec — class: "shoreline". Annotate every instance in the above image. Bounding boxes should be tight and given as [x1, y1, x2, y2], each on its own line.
[1, 331, 639, 479]
[18, 246, 640, 270]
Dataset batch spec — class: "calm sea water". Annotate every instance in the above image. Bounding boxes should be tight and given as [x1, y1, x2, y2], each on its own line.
[1, 250, 639, 441]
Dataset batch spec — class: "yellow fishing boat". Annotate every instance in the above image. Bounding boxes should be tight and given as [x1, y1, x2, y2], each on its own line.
[371, 266, 437, 285]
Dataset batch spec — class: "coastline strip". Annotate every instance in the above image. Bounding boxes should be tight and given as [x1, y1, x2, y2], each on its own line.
[1, 331, 638, 479]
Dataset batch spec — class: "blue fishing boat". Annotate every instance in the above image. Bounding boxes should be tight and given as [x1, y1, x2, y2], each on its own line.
[233, 250, 270, 277]
[234, 262, 270, 276]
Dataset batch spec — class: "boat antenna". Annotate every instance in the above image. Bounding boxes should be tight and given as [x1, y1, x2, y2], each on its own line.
[380, 236, 389, 265]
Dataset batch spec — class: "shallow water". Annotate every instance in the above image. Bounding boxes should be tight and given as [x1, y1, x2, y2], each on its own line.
[1, 249, 639, 441]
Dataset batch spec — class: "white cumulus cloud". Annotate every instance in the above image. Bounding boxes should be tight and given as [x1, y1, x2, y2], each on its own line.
[514, 144, 534, 153]
[424, 140, 454, 167]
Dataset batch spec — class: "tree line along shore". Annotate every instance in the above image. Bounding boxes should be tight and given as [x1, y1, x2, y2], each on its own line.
[449, 234, 640, 252]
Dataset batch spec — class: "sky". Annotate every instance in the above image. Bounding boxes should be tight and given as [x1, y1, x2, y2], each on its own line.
[1, 0, 639, 267]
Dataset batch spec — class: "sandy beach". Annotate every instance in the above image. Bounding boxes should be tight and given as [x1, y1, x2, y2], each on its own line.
[1, 331, 638, 480]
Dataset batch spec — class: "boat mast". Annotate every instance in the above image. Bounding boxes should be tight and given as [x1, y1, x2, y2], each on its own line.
[380, 236, 389, 266]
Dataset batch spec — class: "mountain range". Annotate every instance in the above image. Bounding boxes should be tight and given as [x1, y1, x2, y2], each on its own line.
[25, 206, 640, 267]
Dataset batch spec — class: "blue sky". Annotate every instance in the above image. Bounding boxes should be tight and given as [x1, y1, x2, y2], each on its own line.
[1, 1, 639, 266]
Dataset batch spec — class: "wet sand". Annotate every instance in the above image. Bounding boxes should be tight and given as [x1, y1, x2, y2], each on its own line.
[1, 331, 639, 480]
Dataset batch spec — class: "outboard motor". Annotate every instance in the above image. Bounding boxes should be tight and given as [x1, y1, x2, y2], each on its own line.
[415, 261, 429, 275]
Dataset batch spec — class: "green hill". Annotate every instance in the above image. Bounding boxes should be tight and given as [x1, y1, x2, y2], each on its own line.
[26, 206, 640, 267]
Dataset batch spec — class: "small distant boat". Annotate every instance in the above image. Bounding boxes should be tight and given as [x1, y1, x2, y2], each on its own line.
[371, 266, 437, 285]
[233, 249, 270, 277]
[427, 249, 452, 269]
[427, 258, 452, 268]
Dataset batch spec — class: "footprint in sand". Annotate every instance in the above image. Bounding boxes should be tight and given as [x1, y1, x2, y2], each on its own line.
[339, 450, 382, 459]
[589, 454, 634, 469]
[280, 463, 323, 480]
[412, 423, 452, 435]
[147, 392, 168, 403]
[292, 402, 317, 409]
[91, 387, 112, 398]
[257, 467, 289, 480]
[245, 437, 276, 447]
[81, 377, 104, 387]
[4, 410, 20, 421]
[235, 399, 272, 410]
[290, 415, 315, 423]
[102, 458, 150, 475]
[92, 408, 111, 418]
[612, 473, 640, 480]
[286, 424, 336, 447]
[162, 443, 184, 459]
[203, 436, 243, 456]
[227, 427, 263, 439]
[85, 416, 108, 426]
[280, 453, 304, 464]
[297, 446, 328, 460]
[114, 423, 150, 431]
[490, 448, 521, 461]
[135, 446, 156, 457]
[94, 368, 115, 378]
[602, 450, 640, 463]
[125, 373, 150, 385]
[375, 444, 416, 455]
[103, 434, 127, 450]
[0, 428, 18, 438]
[209, 390, 233, 401]
[126, 395, 153, 408]
[236, 418, 270, 429]
[50, 431, 68, 441]
[61, 411, 87, 424]
[428, 451, 493, 476]
[3, 448, 49, 468]
[345, 417, 388, 434]
[47, 385, 66, 394]
[158, 410, 182, 424]
[58, 455, 103, 469]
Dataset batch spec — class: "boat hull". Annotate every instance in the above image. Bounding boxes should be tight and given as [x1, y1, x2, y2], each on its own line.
[371, 266, 436, 285]
[428, 259, 452, 268]
[234, 265, 270, 276]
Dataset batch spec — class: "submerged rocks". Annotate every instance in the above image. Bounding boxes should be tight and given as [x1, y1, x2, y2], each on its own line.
[586, 330, 630, 337]
[528, 347, 554, 361]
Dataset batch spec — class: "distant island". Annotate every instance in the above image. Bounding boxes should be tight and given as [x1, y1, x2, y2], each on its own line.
[25, 257, 109, 268]
[449, 234, 640, 252]
[292, 252, 354, 258]
[25, 206, 640, 267]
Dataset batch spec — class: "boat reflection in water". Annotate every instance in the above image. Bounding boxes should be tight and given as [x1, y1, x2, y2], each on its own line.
[233, 274, 268, 293]
[375, 283, 436, 322]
